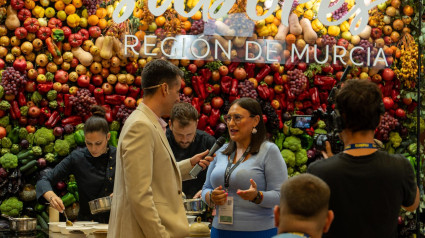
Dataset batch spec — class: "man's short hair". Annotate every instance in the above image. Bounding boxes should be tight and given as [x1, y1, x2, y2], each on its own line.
[335, 79, 383, 132]
[281, 174, 330, 218]
[170, 103, 199, 127]
[141, 59, 184, 97]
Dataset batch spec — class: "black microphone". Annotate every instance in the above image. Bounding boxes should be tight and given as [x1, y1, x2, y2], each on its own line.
[189, 137, 226, 178]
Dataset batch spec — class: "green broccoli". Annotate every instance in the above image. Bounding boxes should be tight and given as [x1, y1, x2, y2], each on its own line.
[299, 164, 307, 173]
[47, 90, 57, 101]
[49, 100, 58, 109]
[0, 100, 11, 111]
[26, 133, 34, 146]
[295, 149, 308, 166]
[0, 116, 9, 127]
[54, 139, 70, 156]
[389, 132, 402, 148]
[0, 197, 23, 217]
[45, 72, 54, 82]
[0, 148, 9, 155]
[64, 134, 76, 149]
[43, 142, 55, 153]
[287, 167, 294, 176]
[314, 128, 327, 135]
[1, 137, 12, 148]
[0, 152, 18, 169]
[281, 149, 296, 167]
[32, 146, 43, 156]
[20, 106, 28, 117]
[283, 136, 302, 152]
[19, 128, 28, 140]
[109, 121, 120, 131]
[76, 123, 85, 131]
[34, 127, 55, 146]
[289, 127, 304, 135]
[317, 120, 326, 129]
[31, 91, 42, 105]
[10, 144, 20, 154]
[45, 153, 56, 163]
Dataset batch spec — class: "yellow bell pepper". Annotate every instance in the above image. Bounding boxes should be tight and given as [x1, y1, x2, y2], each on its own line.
[67, 14, 80, 28]
[327, 25, 340, 36]
[318, 27, 327, 36]
[32, 6, 45, 18]
[303, 9, 314, 20]
[340, 21, 350, 32]
[311, 19, 324, 32]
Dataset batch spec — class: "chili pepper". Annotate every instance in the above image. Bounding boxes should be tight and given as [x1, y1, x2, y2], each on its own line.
[64, 94, 72, 116]
[309, 88, 320, 107]
[257, 83, 270, 100]
[276, 109, 283, 129]
[244, 63, 256, 78]
[109, 131, 118, 147]
[256, 65, 271, 82]
[8, 127, 20, 144]
[128, 86, 140, 99]
[276, 94, 287, 110]
[269, 89, 275, 102]
[46, 37, 61, 58]
[197, 114, 209, 130]
[230, 78, 238, 96]
[52, 29, 64, 42]
[61, 116, 82, 126]
[11, 101, 21, 119]
[56, 94, 64, 113]
[40, 107, 51, 118]
[227, 62, 240, 73]
[112, 106, 120, 119]
[37, 82, 53, 94]
[18, 92, 26, 107]
[313, 75, 336, 90]
[285, 56, 299, 71]
[191, 76, 202, 98]
[102, 105, 114, 123]
[61, 193, 76, 207]
[105, 95, 125, 105]
[204, 126, 215, 136]
[94, 88, 105, 105]
[273, 72, 283, 85]
[209, 109, 220, 128]
[191, 97, 202, 114]
[220, 76, 232, 94]
[45, 111, 60, 128]
[305, 127, 315, 137]
[199, 68, 212, 81]
[284, 84, 296, 102]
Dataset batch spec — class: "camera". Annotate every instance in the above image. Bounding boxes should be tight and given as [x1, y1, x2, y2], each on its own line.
[292, 115, 312, 129]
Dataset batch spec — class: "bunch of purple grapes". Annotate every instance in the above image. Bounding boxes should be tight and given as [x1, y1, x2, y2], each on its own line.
[1, 67, 27, 96]
[190, 20, 204, 35]
[116, 104, 135, 124]
[288, 69, 308, 96]
[322, 35, 336, 48]
[83, 0, 99, 16]
[376, 112, 399, 141]
[330, 0, 348, 20]
[70, 88, 97, 117]
[352, 40, 374, 65]
[179, 93, 191, 103]
[238, 80, 258, 99]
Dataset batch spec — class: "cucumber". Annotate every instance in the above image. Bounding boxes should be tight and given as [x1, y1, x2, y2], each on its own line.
[23, 166, 38, 177]
[20, 160, 37, 172]
[20, 158, 36, 165]
[41, 211, 49, 224]
[37, 214, 48, 230]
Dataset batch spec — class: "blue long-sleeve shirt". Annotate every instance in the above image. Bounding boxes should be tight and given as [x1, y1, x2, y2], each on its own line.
[202, 141, 288, 232]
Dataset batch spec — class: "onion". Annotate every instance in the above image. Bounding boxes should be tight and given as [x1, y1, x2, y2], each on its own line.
[214, 123, 227, 137]
[307, 149, 316, 160]
[64, 124, 74, 134]
[20, 139, 29, 149]
[37, 158, 47, 168]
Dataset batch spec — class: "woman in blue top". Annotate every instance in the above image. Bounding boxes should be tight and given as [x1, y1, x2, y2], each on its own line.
[202, 97, 288, 238]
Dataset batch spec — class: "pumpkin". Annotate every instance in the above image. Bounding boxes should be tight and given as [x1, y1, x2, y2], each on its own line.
[327, 25, 340, 37]
[339, 21, 350, 32]
[311, 19, 324, 32]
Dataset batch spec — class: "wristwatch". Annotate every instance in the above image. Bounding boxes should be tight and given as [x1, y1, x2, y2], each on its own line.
[250, 191, 263, 204]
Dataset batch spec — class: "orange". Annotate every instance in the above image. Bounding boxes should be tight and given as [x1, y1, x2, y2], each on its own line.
[179, 15, 188, 22]
[64, 4, 76, 15]
[155, 16, 166, 27]
[88, 14, 99, 25]
[139, 20, 149, 31]
[192, 11, 202, 20]
[72, 0, 83, 8]
[273, 17, 280, 26]
[135, 31, 145, 41]
[96, 7, 107, 19]
[98, 18, 108, 29]
[183, 20, 191, 31]
[54, 0, 65, 10]
[133, 8, 143, 18]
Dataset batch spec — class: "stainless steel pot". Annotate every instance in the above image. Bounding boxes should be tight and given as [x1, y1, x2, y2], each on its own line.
[1, 215, 37, 233]
[183, 199, 206, 215]
[89, 196, 112, 214]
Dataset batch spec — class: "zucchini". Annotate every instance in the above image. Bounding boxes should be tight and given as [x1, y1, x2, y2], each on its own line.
[20, 160, 37, 172]
[41, 211, 49, 224]
[23, 166, 38, 177]
[17, 150, 34, 160]
[37, 214, 48, 230]
[20, 158, 36, 165]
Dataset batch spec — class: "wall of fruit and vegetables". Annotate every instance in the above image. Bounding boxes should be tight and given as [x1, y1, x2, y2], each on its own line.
[0, 0, 423, 235]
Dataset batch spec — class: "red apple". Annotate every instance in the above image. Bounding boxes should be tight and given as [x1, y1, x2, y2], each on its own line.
[234, 67, 247, 80]
[115, 82, 129, 95]
[13, 58, 27, 72]
[188, 64, 197, 73]
[53, 82, 62, 92]
[297, 62, 307, 72]
[382, 68, 394, 81]
[270, 62, 280, 72]
[274, 85, 284, 94]
[70, 57, 79, 68]
[202, 103, 212, 114]
[0, 58, 5, 70]
[88, 26, 101, 38]
[102, 83, 113, 95]
[383, 36, 393, 45]
[395, 108, 406, 118]
[211, 97, 224, 109]
[91, 74, 103, 86]
[382, 97, 394, 110]
[371, 27, 382, 39]
[54, 70, 68, 84]
[218, 65, 228, 76]
[61, 84, 69, 93]
[264, 75, 273, 85]
[337, 38, 349, 49]
[77, 75, 90, 87]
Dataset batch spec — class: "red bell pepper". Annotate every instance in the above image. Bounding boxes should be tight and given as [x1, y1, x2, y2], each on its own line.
[244, 63, 256, 78]
[319, 92, 328, 105]
[257, 83, 270, 100]
[256, 65, 271, 82]
[303, 101, 313, 109]
[273, 72, 283, 85]
[9, 101, 21, 120]
[61, 116, 83, 126]
[17, 8, 31, 22]
[41, 107, 51, 118]
[64, 94, 72, 116]
[48, 18, 62, 29]
[276, 93, 287, 110]
[191, 97, 202, 114]
[391, 89, 399, 102]
[56, 94, 64, 113]
[88, 84, 95, 94]
[297, 91, 310, 101]
[309, 88, 320, 109]
[229, 95, 240, 103]
[94, 88, 105, 105]
[284, 84, 296, 102]
[191, 76, 207, 100]
[287, 102, 295, 112]
[18, 92, 26, 107]
[220, 76, 232, 94]
[128, 86, 140, 99]
[37, 27, 52, 41]
[199, 68, 212, 81]
[313, 75, 336, 91]
[105, 95, 125, 105]
[46, 37, 61, 58]
[37, 82, 53, 94]
[45, 111, 60, 128]
[230, 78, 238, 96]
[285, 56, 299, 71]
[23, 18, 40, 33]
[209, 109, 220, 128]
[112, 105, 120, 119]
[197, 114, 209, 130]
[102, 105, 114, 123]
[204, 126, 215, 136]
[228, 62, 240, 73]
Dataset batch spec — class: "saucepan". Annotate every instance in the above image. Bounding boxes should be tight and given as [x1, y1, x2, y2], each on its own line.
[183, 198, 206, 215]
[1, 214, 37, 233]
[89, 196, 112, 214]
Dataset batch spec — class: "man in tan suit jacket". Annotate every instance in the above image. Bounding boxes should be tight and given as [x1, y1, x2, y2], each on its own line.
[108, 60, 211, 238]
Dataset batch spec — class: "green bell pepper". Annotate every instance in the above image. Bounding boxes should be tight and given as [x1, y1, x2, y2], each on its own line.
[52, 29, 64, 42]
[61, 193, 76, 207]
[8, 127, 20, 144]
[34, 203, 46, 213]
[67, 174, 79, 201]
[74, 130, 85, 146]
[109, 131, 118, 147]
[300, 134, 314, 150]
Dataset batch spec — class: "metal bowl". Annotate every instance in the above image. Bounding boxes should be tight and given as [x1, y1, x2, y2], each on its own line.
[183, 199, 206, 215]
[89, 196, 112, 215]
[9, 218, 37, 233]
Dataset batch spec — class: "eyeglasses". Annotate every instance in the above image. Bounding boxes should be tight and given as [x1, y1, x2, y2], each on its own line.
[223, 114, 255, 124]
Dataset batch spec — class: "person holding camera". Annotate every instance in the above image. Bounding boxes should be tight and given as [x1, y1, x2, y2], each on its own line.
[307, 79, 419, 238]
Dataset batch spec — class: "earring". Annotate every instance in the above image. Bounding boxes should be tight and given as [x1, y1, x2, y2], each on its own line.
[252, 127, 257, 134]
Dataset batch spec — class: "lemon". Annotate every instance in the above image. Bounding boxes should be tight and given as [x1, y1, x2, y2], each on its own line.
[57, 10, 67, 21]
[45, 7, 56, 18]
[81, 9, 88, 18]
[79, 17, 88, 28]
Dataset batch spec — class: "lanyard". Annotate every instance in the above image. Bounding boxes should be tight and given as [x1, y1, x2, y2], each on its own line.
[287, 232, 311, 238]
[344, 143, 377, 151]
[224, 147, 250, 189]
